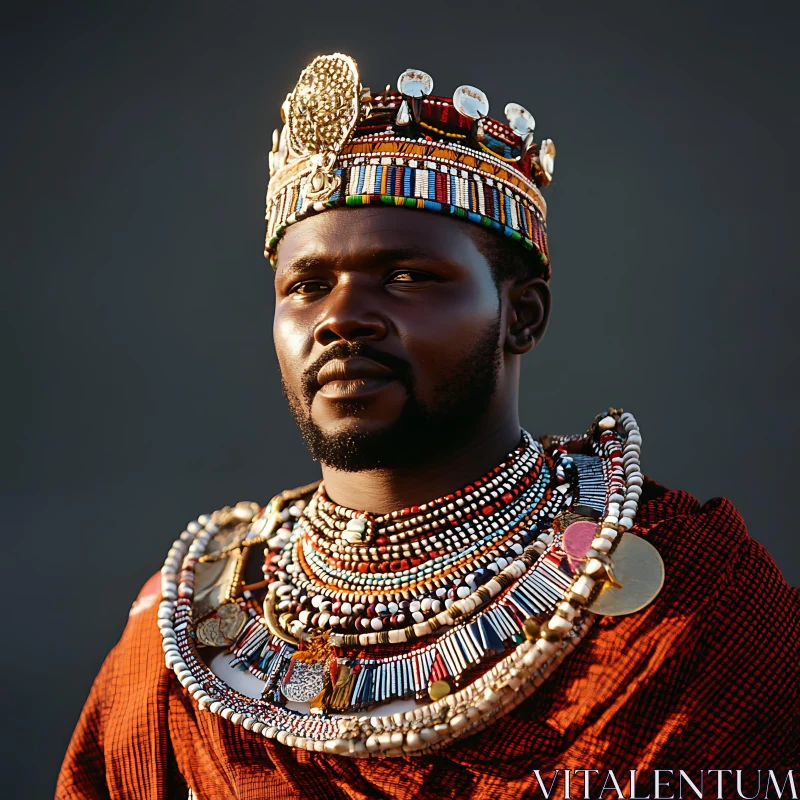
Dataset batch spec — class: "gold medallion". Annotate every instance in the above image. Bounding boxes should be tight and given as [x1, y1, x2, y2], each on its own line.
[589, 532, 665, 616]
[218, 601, 247, 641]
[195, 602, 247, 647]
[196, 616, 229, 648]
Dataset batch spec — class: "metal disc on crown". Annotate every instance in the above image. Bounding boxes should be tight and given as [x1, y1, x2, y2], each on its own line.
[453, 85, 490, 148]
[505, 103, 535, 136]
[453, 85, 490, 119]
[397, 68, 433, 98]
[539, 138, 556, 185]
[396, 68, 433, 127]
[505, 102, 537, 155]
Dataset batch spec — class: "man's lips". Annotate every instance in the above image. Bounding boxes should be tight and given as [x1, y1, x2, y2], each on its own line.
[317, 356, 395, 396]
[316, 356, 396, 389]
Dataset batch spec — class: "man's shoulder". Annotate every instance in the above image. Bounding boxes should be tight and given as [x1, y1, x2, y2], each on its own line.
[635, 476, 797, 605]
[130, 571, 162, 616]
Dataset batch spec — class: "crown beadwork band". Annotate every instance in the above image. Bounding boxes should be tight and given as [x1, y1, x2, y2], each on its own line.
[265, 53, 556, 279]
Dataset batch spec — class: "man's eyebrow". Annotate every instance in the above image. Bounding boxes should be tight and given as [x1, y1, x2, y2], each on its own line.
[277, 256, 331, 280]
[279, 248, 438, 278]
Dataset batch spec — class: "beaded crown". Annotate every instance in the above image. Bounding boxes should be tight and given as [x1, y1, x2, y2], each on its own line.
[265, 53, 556, 279]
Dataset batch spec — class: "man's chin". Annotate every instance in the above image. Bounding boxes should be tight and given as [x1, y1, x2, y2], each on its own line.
[296, 410, 428, 472]
[304, 428, 405, 472]
[313, 417, 399, 440]
[310, 381, 408, 427]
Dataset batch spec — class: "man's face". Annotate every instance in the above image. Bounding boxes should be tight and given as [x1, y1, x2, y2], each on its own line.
[273, 207, 506, 471]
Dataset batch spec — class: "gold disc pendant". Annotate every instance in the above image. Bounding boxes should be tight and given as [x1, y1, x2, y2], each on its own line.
[590, 533, 665, 616]
[195, 601, 247, 647]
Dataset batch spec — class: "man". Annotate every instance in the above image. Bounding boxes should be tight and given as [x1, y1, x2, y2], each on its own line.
[58, 54, 797, 800]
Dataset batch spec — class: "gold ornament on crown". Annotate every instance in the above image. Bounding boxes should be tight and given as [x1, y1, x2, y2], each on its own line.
[275, 53, 371, 203]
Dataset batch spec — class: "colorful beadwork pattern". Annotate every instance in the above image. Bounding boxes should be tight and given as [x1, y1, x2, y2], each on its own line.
[264, 56, 556, 279]
[265, 141, 549, 277]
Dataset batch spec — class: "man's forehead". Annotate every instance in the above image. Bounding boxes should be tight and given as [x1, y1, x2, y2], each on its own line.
[275, 207, 484, 272]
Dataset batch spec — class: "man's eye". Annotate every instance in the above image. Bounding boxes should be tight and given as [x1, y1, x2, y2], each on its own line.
[387, 270, 437, 284]
[290, 281, 329, 295]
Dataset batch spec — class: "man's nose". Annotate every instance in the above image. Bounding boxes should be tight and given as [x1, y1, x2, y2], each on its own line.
[312, 286, 389, 346]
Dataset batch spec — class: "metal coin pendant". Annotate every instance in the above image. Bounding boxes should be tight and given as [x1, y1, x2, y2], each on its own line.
[196, 616, 229, 647]
[195, 602, 247, 647]
[281, 660, 326, 703]
[217, 602, 247, 641]
[590, 533, 665, 616]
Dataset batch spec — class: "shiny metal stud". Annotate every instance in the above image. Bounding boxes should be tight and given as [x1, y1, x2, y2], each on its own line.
[504, 102, 536, 136]
[453, 85, 489, 119]
[397, 68, 434, 98]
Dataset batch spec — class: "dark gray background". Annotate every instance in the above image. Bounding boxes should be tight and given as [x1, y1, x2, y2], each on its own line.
[3, 1, 798, 796]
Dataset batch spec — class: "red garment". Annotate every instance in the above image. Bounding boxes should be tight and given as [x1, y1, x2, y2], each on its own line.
[57, 482, 799, 799]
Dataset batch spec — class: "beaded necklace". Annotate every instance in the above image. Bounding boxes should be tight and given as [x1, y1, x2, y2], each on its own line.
[270, 433, 556, 634]
[159, 410, 645, 756]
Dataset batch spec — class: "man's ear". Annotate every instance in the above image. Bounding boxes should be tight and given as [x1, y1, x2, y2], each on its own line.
[504, 277, 551, 354]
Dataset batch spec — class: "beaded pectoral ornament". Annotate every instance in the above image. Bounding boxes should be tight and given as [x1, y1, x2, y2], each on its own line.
[159, 410, 663, 756]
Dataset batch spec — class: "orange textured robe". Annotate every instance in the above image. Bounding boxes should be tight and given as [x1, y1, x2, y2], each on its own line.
[57, 482, 799, 799]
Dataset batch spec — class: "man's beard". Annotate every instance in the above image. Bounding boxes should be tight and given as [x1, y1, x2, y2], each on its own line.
[282, 314, 502, 473]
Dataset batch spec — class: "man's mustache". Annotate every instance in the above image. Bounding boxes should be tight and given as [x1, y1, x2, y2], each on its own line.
[300, 342, 413, 401]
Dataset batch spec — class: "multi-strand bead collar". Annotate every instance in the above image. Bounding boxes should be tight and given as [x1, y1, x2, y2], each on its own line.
[267, 432, 561, 646]
[158, 410, 649, 757]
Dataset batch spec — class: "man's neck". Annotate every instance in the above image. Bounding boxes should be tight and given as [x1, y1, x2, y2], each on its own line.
[319, 412, 523, 514]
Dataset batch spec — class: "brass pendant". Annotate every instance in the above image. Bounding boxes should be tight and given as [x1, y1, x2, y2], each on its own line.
[217, 601, 247, 641]
[263, 588, 300, 646]
[428, 679, 453, 701]
[195, 601, 247, 647]
[193, 547, 244, 620]
[328, 663, 356, 712]
[589, 533, 665, 616]
[195, 615, 229, 647]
